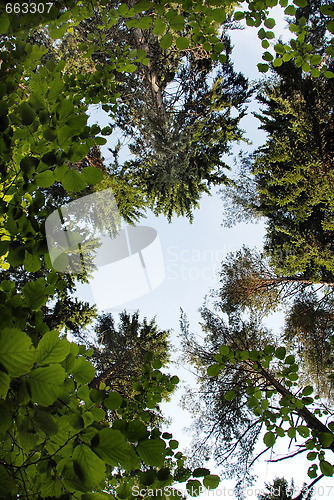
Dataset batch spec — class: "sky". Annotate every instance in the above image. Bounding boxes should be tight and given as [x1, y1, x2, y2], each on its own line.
[72, 8, 333, 500]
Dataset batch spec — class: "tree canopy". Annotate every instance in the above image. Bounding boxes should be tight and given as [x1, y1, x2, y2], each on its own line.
[1, 0, 334, 497]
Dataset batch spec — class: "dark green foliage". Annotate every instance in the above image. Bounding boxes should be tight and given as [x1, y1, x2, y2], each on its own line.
[84, 310, 170, 396]
[110, 37, 251, 221]
[254, 56, 334, 280]
[1, 0, 333, 497]
[0, 2, 223, 496]
[220, 4, 334, 279]
[284, 291, 334, 399]
[222, 60, 334, 281]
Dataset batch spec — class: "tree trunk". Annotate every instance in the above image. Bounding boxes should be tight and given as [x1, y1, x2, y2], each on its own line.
[257, 362, 334, 453]
[128, 0, 167, 124]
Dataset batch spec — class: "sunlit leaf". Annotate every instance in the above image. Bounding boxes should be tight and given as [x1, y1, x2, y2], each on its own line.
[0, 328, 35, 377]
[28, 364, 66, 406]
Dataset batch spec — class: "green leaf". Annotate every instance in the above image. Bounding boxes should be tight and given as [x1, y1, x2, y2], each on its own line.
[176, 37, 190, 50]
[126, 419, 149, 442]
[0, 13, 10, 34]
[303, 386, 313, 396]
[276, 426, 285, 437]
[139, 469, 156, 486]
[234, 11, 245, 21]
[207, 364, 220, 376]
[262, 51, 274, 61]
[105, 391, 123, 410]
[212, 8, 226, 23]
[35, 170, 55, 188]
[100, 126, 112, 135]
[160, 34, 173, 50]
[0, 240, 9, 257]
[263, 431, 276, 447]
[274, 43, 285, 54]
[123, 63, 137, 73]
[297, 426, 310, 438]
[153, 19, 167, 35]
[214, 42, 225, 53]
[0, 328, 35, 377]
[311, 68, 320, 78]
[43, 128, 57, 142]
[72, 444, 105, 487]
[327, 20, 334, 34]
[80, 166, 104, 185]
[258, 28, 266, 39]
[293, 0, 308, 6]
[28, 364, 66, 406]
[0, 401, 12, 433]
[186, 480, 202, 496]
[136, 438, 166, 467]
[71, 357, 95, 384]
[62, 169, 86, 192]
[308, 464, 318, 478]
[264, 18, 276, 29]
[33, 409, 58, 435]
[275, 347, 286, 360]
[307, 451, 317, 461]
[152, 359, 162, 369]
[22, 279, 47, 310]
[0, 372, 10, 398]
[321, 4, 334, 16]
[261, 399, 269, 410]
[258, 63, 269, 73]
[169, 439, 178, 449]
[168, 14, 184, 30]
[219, 345, 229, 356]
[319, 432, 334, 448]
[36, 330, 70, 365]
[273, 58, 283, 67]
[203, 474, 220, 490]
[93, 428, 141, 470]
[95, 136, 107, 145]
[24, 251, 41, 272]
[320, 460, 334, 476]
[19, 102, 36, 125]
[54, 164, 68, 181]
[193, 468, 210, 478]
[57, 125, 73, 145]
[0, 465, 15, 497]
[309, 55, 321, 66]
[224, 390, 236, 401]
[48, 77, 65, 101]
[118, 3, 129, 15]
[132, 0, 152, 12]
[285, 355, 295, 364]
